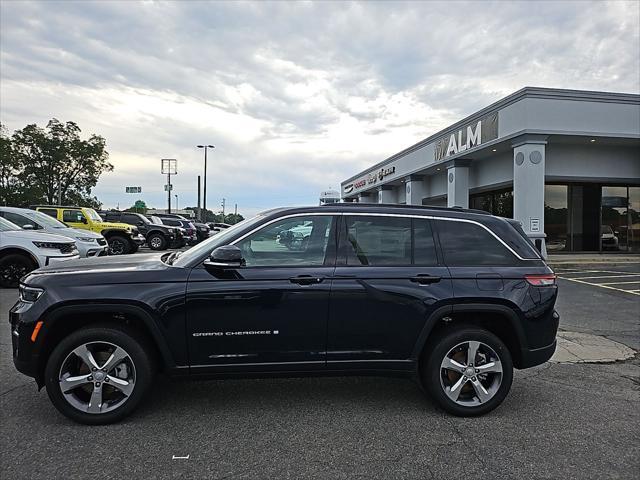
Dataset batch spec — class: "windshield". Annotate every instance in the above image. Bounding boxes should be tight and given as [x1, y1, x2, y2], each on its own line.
[172, 215, 264, 267]
[0, 216, 22, 232]
[26, 210, 68, 229]
[84, 208, 103, 221]
[149, 216, 163, 225]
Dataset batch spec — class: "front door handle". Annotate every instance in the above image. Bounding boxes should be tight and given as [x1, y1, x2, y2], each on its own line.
[410, 274, 441, 285]
[289, 275, 325, 285]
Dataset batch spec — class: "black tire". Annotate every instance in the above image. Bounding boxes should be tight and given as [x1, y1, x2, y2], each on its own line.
[44, 325, 154, 425]
[107, 235, 131, 255]
[421, 326, 513, 417]
[0, 253, 37, 288]
[147, 233, 167, 250]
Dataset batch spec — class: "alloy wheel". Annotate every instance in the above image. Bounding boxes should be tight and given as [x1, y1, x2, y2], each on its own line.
[1, 263, 28, 286]
[109, 239, 126, 255]
[58, 341, 136, 414]
[439, 340, 503, 407]
[150, 236, 162, 249]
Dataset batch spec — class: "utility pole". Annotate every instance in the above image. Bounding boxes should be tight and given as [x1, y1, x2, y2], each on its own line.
[175, 194, 178, 211]
[196, 145, 214, 223]
[161, 159, 177, 214]
[197, 175, 201, 221]
[221, 198, 226, 221]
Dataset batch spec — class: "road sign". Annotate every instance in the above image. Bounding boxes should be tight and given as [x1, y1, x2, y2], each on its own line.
[161, 159, 177, 175]
[125, 186, 142, 193]
[164, 184, 173, 191]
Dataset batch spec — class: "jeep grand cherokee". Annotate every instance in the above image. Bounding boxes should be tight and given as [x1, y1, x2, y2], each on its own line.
[10, 204, 559, 424]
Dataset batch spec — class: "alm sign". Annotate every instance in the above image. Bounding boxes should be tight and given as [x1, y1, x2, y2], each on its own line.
[434, 112, 498, 161]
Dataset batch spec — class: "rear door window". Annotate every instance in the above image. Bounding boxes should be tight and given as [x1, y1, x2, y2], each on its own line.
[344, 216, 412, 266]
[435, 219, 517, 266]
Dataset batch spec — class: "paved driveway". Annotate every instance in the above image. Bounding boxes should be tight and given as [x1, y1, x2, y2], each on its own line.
[1, 274, 639, 479]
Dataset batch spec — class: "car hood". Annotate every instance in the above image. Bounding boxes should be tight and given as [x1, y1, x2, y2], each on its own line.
[1, 230, 76, 243]
[68, 228, 104, 239]
[96, 222, 132, 231]
[33, 252, 168, 274]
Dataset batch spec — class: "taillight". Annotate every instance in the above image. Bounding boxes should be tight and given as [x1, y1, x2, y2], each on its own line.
[525, 274, 556, 286]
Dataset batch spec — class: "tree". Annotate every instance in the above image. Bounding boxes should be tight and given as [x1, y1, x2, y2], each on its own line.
[125, 200, 147, 214]
[184, 207, 244, 224]
[0, 125, 22, 206]
[1, 119, 112, 207]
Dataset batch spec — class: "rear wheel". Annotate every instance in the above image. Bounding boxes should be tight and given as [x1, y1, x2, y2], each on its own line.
[44, 325, 154, 425]
[107, 235, 131, 255]
[0, 253, 37, 288]
[421, 326, 513, 416]
[147, 233, 167, 250]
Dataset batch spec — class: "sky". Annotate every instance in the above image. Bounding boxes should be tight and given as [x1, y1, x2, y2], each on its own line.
[1, 0, 639, 217]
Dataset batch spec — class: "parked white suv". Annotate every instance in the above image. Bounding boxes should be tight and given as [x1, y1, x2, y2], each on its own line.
[0, 217, 79, 287]
[0, 207, 108, 258]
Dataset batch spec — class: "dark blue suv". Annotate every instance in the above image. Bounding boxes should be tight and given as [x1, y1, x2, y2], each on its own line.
[10, 204, 559, 424]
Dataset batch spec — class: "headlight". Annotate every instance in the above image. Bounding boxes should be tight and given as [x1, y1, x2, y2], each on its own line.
[76, 237, 96, 243]
[33, 241, 62, 249]
[19, 285, 45, 303]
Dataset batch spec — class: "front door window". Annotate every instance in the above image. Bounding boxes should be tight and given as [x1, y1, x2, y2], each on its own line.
[235, 216, 333, 267]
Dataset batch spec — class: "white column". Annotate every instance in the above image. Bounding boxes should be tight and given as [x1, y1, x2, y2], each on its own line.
[405, 176, 427, 205]
[513, 137, 547, 256]
[378, 187, 394, 204]
[446, 164, 469, 208]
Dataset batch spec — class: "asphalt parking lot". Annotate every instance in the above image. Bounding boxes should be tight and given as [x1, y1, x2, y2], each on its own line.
[1, 261, 638, 479]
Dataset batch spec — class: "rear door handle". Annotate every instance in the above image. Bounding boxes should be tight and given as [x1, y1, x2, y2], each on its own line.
[410, 275, 441, 285]
[289, 275, 325, 285]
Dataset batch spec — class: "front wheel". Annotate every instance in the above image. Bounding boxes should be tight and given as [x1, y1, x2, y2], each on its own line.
[107, 235, 132, 255]
[147, 233, 167, 250]
[44, 325, 154, 425]
[0, 253, 37, 288]
[422, 327, 513, 416]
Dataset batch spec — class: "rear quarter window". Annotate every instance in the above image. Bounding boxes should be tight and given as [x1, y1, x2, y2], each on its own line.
[435, 219, 517, 266]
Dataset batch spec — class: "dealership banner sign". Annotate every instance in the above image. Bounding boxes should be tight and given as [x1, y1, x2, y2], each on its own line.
[343, 165, 396, 195]
[434, 112, 499, 161]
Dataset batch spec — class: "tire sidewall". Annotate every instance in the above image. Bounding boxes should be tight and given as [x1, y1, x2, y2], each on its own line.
[423, 327, 514, 417]
[44, 326, 153, 425]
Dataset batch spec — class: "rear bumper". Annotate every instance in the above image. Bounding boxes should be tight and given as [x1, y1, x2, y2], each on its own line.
[519, 340, 557, 368]
[518, 309, 560, 368]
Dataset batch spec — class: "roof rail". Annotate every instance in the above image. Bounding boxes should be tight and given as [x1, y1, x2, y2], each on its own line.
[329, 203, 491, 215]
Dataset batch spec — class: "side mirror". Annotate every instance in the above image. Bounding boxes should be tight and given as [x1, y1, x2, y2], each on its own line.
[204, 245, 245, 269]
[81, 217, 88, 224]
[138, 221, 144, 226]
[23, 224, 34, 230]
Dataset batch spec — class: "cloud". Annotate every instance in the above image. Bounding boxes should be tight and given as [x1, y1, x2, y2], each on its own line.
[1, 0, 638, 214]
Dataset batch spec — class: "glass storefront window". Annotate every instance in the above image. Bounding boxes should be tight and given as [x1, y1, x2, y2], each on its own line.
[544, 185, 568, 252]
[601, 186, 629, 252]
[469, 189, 513, 218]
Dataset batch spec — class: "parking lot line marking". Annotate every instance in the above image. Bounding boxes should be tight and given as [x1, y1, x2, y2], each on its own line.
[597, 281, 640, 286]
[559, 276, 640, 296]
[172, 455, 190, 460]
[563, 274, 640, 280]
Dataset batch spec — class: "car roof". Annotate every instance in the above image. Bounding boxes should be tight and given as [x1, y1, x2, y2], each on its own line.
[257, 204, 492, 221]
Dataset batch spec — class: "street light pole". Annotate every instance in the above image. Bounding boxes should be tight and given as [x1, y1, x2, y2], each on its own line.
[174, 194, 178, 211]
[197, 144, 214, 222]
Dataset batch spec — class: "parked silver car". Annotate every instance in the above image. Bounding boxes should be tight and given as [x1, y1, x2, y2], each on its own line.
[0, 207, 108, 258]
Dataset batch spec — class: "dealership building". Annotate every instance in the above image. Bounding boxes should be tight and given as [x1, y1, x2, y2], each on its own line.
[341, 87, 640, 254]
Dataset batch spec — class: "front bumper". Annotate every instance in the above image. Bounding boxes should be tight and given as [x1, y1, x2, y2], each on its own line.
[45, 254, 80, 266]
[9, 298, 44, 380]
[132, 234, 146, 245]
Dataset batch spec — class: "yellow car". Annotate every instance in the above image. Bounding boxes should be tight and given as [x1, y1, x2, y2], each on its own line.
[33, 206, 145, 255]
